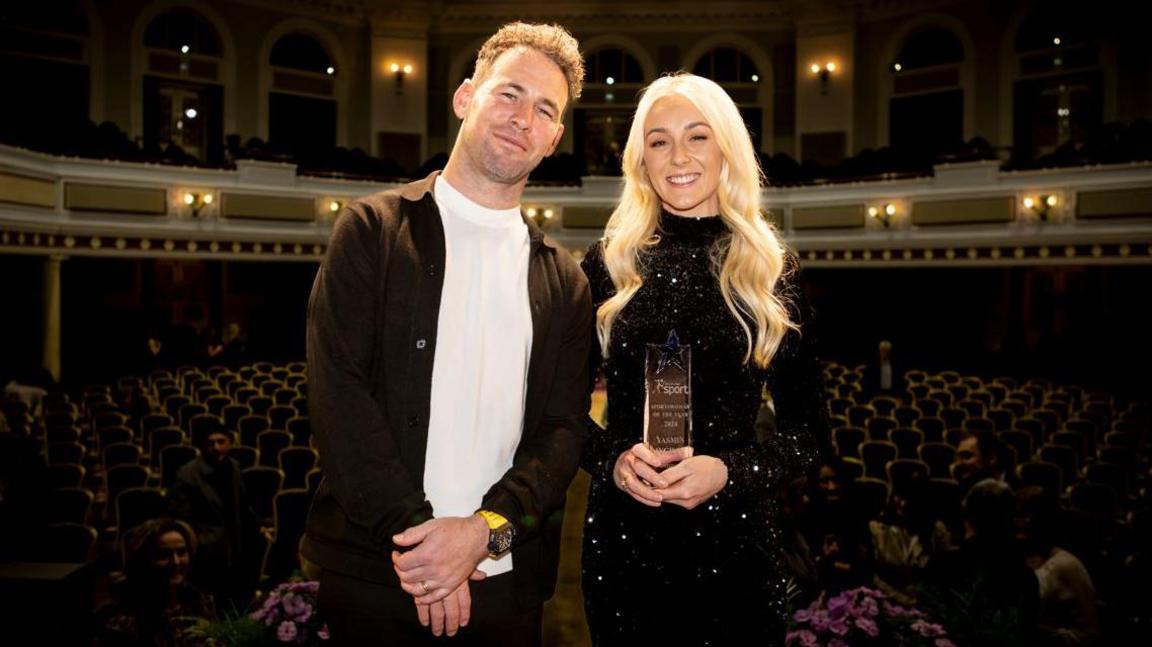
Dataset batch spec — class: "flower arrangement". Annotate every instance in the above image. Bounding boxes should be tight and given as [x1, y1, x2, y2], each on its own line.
[186, 579, 329, 646]
[787, 587, 955, 647]
[251, 580, 330, 643]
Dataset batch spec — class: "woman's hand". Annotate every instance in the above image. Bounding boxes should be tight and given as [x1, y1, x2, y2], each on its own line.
[657, 454, 729, 510]
[613, 444, 692, 507]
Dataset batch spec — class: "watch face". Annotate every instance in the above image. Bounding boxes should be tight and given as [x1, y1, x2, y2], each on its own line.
[489, 526, 514, 555]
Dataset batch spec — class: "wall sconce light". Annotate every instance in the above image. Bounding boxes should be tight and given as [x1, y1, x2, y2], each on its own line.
[810, 61, 837, 94]
[525, 206, 556, 227]
[1022, 194, 1058, 221]
[868, 203, 896, 228]
[390, 63, 413, 95]
[183, 192, 213, 217]
[328, 200, 343, 214]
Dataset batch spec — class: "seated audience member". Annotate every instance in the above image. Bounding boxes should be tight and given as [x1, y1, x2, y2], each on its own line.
[201, 327, 224, 363]
[954, 429, 1015, 494]
[1017, 486, 1100, 645]
[779, 475, 820, 604]
[801, 458, 875, 592]
[0, 433, 49, 560]
[870, 470, 954, 604]
[168, 428, 260, 611]
[925, 478, 1039, 646]
[96, 518, 216, 646]
[218, 322, 248, 368]
[3, 372, 49, 417]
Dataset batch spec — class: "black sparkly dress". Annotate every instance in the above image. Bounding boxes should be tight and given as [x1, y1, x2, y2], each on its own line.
[579, 210, 827, 646]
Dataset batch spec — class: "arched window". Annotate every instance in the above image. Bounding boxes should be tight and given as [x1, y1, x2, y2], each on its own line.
[143, 9, 220, 57]
[268, 33, 337, 157]
[141, 8, 225, 163]
[585, 48, 644, 86]
[888, 27, 965, 162]
[577, 47, 647, 175]
[692, 47, 760, 84]
[270, 34, 332, 74]
[1012, 7, 1102, 161]
[689, 47, 764, 151]
[0, 1, 92, 150]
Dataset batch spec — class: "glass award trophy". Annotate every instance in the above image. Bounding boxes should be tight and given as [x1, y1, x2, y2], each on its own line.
[643, 330, 692, 451]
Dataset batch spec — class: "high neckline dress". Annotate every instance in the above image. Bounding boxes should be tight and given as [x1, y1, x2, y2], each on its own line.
[579, 209, 827, 646]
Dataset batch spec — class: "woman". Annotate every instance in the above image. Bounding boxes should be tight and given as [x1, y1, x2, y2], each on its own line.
[96, 518, 216, 646]
[803, 458, 875, 594]
[580, 73, 827, 645]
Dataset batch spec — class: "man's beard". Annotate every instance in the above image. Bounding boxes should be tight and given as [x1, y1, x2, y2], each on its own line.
[466, 131, 537, 185]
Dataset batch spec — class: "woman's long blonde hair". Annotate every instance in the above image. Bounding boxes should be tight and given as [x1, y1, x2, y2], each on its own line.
[597, 73, 797, 368]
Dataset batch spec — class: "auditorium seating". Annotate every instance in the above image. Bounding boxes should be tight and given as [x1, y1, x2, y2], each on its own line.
[822, 360, 1150, 549]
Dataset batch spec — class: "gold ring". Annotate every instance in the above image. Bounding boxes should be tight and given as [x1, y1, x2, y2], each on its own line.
[419, 581, 429, 595]
[620, 475, 630, 489]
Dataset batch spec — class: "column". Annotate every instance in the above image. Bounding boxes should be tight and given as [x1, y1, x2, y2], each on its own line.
[42, 254, 65, 382]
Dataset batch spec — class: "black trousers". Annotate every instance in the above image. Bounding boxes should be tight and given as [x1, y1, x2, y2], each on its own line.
[318, 568, 542, 646]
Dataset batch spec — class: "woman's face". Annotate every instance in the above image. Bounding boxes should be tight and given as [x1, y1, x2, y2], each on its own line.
[152, 531, 190, 585]
[818, 465, 843, 502]
[641, 94, 724, 217]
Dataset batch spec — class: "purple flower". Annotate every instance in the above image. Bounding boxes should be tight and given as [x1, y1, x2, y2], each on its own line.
[277, 621, 298, 642]
[296, 601, 313, 624]
[317, 624, 330, 641]
[858, 596, 880, 618]
[827, 595, 850, 620]
[811, 610, 831, 633]
[855, 617, 880, 638]
[793, 608, 812, 623]
[912, 620, 947, 638]
[795, 630, 819, 646]
[828, 618, 850, 636]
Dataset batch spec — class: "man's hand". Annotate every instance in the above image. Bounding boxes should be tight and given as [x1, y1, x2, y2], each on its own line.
[392, 515, 489, 604]
[657, 454, 728, 510]
[415, 579, 473, 637]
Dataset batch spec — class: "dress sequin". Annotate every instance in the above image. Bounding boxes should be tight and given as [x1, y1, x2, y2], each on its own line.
[579, 210, 828, 646]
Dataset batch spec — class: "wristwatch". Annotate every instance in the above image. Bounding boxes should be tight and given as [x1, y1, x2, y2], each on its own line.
[477, 510, 515, 558]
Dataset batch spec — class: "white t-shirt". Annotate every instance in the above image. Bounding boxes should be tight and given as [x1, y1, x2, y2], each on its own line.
[423, 175, 533, 576]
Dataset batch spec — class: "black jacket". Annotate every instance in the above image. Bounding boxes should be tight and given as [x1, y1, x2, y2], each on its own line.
[301, 173, 593, 607]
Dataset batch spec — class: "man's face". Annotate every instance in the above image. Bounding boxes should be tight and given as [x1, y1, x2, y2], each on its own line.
[954, 436, 988, 480]
[206, 432, 232, 462]
[453, 47, 568, 185]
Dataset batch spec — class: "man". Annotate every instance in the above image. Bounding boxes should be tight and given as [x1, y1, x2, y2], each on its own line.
[168, 425, 260, 610]
[924, 479, 1039, 645]
[303, 23, 591, 645]
[861, 340, 904, 400]
[953, 429, 1015, 494]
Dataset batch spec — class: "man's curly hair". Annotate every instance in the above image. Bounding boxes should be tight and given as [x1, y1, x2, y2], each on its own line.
[472, 22, 584, 106]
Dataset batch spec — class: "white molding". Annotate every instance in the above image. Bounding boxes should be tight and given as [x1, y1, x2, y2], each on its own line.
[3, 149, 1150, 263]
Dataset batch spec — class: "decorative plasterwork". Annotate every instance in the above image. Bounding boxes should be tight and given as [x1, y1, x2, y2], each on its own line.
[0, 226, 326, 262]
